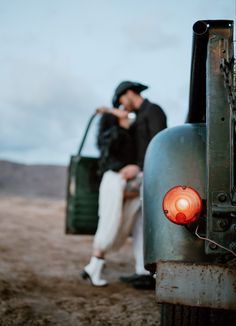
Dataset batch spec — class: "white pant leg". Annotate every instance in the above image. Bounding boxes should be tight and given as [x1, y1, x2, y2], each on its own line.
[112, 195, 149, 275]
[110, 196, 141, 251]
[93, 171, 126, 252]
[131, 212, 149, 275]
[93, 170, 148, 275]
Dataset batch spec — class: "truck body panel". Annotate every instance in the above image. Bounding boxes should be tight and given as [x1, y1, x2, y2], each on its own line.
[143, 20, 236, 317]
[144, 124, 207, 272]
[156, 261, 236, 310]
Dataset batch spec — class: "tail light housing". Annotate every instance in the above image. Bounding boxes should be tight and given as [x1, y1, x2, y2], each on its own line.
[162, 186, 202, 225]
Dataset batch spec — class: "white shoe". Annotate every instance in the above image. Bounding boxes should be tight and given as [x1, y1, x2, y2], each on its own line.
[81, 256, 108, 287]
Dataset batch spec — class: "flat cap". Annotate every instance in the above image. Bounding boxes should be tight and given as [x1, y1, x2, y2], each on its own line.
[112, 81, 148, 108]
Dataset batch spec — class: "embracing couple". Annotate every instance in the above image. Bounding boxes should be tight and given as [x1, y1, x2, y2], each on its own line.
[81, 80, 167, 290]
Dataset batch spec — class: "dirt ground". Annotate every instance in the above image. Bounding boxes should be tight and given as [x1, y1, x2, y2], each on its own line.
[0, 196, 160, 326]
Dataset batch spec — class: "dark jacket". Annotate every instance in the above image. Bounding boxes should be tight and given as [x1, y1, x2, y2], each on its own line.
[130, 99, 167, 169]
[97, 114, 136, 175]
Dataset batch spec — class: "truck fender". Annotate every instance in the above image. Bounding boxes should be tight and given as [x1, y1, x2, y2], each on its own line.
[143, 123, 208, 272]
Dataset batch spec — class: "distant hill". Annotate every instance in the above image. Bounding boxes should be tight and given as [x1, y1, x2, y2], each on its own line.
[0, 160, 67, 199]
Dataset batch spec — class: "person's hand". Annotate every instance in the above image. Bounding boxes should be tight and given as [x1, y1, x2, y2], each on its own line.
[96, 106, 111, 114]
[96, 107, 128, 118]
[119, 165, 140, 180]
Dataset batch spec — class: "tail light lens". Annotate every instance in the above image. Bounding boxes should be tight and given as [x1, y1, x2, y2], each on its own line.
[162, 186, 202, 225]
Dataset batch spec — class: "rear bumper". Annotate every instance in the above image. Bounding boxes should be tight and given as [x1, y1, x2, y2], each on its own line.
[156, 261, 236, 310]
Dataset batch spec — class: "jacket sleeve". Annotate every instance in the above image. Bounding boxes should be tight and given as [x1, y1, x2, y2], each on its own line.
[146, 105, 167, 138]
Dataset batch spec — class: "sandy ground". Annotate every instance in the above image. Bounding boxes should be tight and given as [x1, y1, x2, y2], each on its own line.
[0, 196, 160, 326]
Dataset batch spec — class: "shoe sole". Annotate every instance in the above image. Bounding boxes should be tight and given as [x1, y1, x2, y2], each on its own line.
[80, 270, 108, 287]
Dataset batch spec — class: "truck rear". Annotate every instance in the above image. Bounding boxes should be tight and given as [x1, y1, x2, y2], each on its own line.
[143, 20, 236, 325]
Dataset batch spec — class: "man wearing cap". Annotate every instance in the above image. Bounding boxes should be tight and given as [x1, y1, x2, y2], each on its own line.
[112, 81, 167, 288]
[112, 81, 167, 173]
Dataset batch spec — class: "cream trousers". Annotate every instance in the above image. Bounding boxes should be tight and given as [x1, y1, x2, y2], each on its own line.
[93, 170, 148, 275]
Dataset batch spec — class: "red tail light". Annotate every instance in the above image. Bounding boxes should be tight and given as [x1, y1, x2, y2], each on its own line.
[162, 186, 202, 225]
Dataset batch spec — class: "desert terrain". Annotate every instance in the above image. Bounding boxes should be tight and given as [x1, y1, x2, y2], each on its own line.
[0, 161, 160, 325]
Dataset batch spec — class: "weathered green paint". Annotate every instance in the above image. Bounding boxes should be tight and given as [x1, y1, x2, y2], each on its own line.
[143, 124, 208, 271]
[65, 155, 100, 235]
[206, 23, 236, 254]
[65, 114, 101, 235]
[143, 20, 236, 310]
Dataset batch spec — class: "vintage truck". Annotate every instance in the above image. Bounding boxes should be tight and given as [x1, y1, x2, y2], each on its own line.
[143, 20, 236, 325]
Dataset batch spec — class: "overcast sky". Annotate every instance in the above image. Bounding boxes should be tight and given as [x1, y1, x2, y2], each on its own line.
[0, 0, 234, 165]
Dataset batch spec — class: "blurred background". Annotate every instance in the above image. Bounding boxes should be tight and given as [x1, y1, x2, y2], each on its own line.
[0, 0, 234, 165]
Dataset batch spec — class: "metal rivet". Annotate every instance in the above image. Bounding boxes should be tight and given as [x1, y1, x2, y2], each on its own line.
[230, 242, 236, 251]
[218, 193, 227, 202]
[218, 219, 229, 230]
[209, 243, 218, 250]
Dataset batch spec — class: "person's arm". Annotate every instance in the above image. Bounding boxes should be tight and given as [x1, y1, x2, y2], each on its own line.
[96, 106, 129, 129]
[96, 106, 128, 120]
